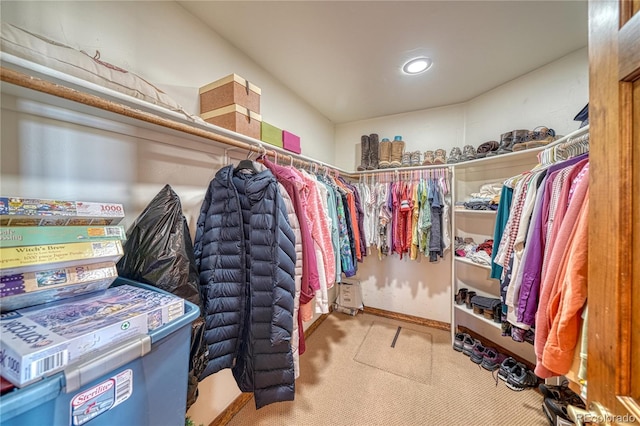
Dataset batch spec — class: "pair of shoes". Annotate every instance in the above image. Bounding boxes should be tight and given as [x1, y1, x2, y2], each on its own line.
[401, 151, 411, 167]
[410, 151, 421, 166]
[447, 147, 462, 163]
[480, 347, 508, 371]
[462, 145, 477, 161]
[453, 332, 469, 352]
[476, 141, 499, 158]
[455, 288, 468, 305]
[433, 148, 447, 164]
[497, 357, 518, 381]
[498, 358, 538, 391]
[422, 150, 435, 165]
[510, 129, 530, 151]
[470, 341, 487, 364]
[487, 130, 529, 157]
[513, 126, 557, 151]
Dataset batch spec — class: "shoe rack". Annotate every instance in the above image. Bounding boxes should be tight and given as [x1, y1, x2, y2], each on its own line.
[450, 148, 543, 364]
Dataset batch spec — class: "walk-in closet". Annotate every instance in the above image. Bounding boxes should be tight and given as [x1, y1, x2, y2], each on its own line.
[1, 2, 638, 426]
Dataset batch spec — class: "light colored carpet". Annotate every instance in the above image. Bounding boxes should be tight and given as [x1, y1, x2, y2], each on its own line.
[227, 312, 548, 426]
[354, 322, 433, 384]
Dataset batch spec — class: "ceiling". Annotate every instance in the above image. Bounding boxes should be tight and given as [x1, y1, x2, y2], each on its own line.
[178, 1, 588, 124]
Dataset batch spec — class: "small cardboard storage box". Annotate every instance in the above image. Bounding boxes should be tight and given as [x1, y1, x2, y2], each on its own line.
[261, 122, 283, 148]
[283, 130, 301, 154]
[201, 104, 262, 140]
[199, 74, 261, 114]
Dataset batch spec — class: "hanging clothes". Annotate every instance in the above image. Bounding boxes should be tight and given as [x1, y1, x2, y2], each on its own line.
[428, 179, 444, 262]
[534, 160, 589, 378]
[194, 164, 296, 409]
[277, 180, 303, 379]
[260, 157, 317, 351]
[516, 153, 589, 327]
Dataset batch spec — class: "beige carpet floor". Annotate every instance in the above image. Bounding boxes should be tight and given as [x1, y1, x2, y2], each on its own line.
[227, 312, 548, 426]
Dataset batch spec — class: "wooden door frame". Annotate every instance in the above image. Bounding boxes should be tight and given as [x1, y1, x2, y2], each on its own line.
[588, 0, 639, 420]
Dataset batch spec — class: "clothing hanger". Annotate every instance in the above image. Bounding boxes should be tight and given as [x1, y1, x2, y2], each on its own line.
[235, 145, 261, 173]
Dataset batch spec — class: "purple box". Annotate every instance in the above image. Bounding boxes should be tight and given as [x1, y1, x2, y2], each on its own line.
[282, 130, 301, 154]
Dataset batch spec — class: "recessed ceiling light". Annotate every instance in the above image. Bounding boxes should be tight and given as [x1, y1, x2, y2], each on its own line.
[402, 57, 433, 75]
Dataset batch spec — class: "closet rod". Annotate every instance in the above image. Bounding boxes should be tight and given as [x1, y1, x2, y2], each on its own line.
[0, 66, 356, 178]
[357, 164, 452, 176]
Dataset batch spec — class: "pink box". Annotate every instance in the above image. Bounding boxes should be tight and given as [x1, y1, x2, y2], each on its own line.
[282, 130, 301, 154]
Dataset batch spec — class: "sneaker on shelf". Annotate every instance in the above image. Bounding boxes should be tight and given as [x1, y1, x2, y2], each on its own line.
[462, 144, 477, 161]
[401, 151, 411, 167]
[506, 363, 539, 391]
[447, 147, 462, 164]
[410, 150, 422, 167]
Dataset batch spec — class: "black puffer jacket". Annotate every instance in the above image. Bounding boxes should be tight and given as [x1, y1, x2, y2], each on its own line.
[194, 165, 296, 408]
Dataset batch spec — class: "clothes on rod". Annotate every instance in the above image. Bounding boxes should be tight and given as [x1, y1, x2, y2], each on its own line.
[490, 132, 590, 380]
[354, 169, 451, 262]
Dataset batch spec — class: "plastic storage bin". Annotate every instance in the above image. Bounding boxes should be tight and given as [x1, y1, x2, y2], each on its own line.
[0, 278, 200, 426]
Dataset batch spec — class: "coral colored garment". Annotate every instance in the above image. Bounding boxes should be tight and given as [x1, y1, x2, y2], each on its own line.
[542, 192, 588, 375]
[534, 161, 589, 378]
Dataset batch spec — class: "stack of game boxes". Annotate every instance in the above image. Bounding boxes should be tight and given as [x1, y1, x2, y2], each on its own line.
[0, 196, 185, 391]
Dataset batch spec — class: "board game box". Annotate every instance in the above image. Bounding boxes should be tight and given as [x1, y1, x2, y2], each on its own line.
[0, 197, 125, 226]
[0, 225, 126, 248]
[1, 261, 119, 312]
[0, 284, 185, 388]
[0, 240, 124, 275]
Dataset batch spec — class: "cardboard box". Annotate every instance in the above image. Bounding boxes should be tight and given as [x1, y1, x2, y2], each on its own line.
[261, 122, 283, 148]
[199, 73, 261, 114]
[0, 240, 124, 275]
[0, 284, 184, 388]
[0, 226, 126, 248]
[283, 130, 301, 154]
[1, 261, 119, 312]
[200, 104, 262, 140]
[0, 197, 125, 227]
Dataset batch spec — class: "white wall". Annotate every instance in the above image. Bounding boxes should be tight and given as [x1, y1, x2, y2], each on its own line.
[464, 47, 589, 145]
[0, 2, 335, 425]
[334, 47, 588, 171]
[0, 0, 335, 164]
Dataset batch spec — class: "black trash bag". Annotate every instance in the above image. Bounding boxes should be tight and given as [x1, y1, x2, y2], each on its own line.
[116, 184, 207, 409]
